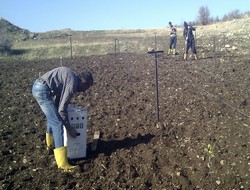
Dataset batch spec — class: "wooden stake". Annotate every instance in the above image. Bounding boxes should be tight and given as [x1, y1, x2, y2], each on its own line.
[91, 131, 100, 152]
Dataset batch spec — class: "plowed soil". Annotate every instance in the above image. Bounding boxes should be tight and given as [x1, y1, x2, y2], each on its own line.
[1, 53, 250, 190]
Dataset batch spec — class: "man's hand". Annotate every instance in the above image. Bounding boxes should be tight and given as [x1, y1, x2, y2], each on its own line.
[67, 127, 77, 138]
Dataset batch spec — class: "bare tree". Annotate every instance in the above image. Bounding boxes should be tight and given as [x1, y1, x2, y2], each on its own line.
[223, 9, 242, 21]
[198, 6, 210, 25]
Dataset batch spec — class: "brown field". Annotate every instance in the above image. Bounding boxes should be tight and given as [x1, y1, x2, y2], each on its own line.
[1, 49, 250, 189]
[1, 15, 250, 190]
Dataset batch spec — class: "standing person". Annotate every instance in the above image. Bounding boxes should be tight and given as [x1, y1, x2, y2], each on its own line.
[168, 21, 177, 55]
[183, 21, 197, 61]
[32, 67, 93, 172]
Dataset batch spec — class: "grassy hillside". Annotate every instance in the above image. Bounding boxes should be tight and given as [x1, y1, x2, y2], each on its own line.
[1, 15, 250, 60]
[0, 17, 30, 41]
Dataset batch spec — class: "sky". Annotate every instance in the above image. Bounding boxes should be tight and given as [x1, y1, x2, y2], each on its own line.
[1, 0, 250, 32]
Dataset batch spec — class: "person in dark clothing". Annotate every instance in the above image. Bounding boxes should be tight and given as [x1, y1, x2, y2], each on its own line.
[183, 21, 197, 61]
[32, 67, 93, 172]
[168, 21, 177, 55]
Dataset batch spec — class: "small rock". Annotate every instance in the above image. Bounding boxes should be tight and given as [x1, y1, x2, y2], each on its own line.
[23, 157, 28, 164]
[220, 160, 225, 165]
[75, 183, 80, 188]
[232, 46, 237, 50]
[216, 180, 221, 185]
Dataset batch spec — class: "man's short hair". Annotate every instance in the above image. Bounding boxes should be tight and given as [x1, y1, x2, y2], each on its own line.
[78, 71, 93, 86]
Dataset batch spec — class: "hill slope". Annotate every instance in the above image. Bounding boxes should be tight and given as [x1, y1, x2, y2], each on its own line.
[0, 17, 31, 40]
[1, 15, 250, 59]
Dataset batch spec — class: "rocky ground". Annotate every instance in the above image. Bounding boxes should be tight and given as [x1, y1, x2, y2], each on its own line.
[1, 51, 250, 189]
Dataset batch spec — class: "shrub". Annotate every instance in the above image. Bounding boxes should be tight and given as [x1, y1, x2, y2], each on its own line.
[223, 9, 242, 21]
[0, 36, 12, 55]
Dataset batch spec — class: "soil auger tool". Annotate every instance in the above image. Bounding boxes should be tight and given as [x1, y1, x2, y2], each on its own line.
[183, 26, 190, 61]
[147, 49, 164, 126]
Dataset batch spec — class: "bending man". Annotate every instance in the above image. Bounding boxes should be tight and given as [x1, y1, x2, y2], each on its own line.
[32, 66, 93, 172]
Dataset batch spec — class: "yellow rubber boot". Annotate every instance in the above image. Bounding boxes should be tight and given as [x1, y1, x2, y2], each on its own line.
[184, 54, 187, 61]
[168, 49, 171, 55]
[194, 54, 198, 60]
[172, 49, 176, 55]
[54, 146, 76, 172]
[46, 132, 54, 150]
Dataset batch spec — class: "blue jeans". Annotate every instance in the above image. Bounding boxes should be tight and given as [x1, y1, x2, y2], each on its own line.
[32, 79, 64, 148]
[169, 36, 177, 49]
